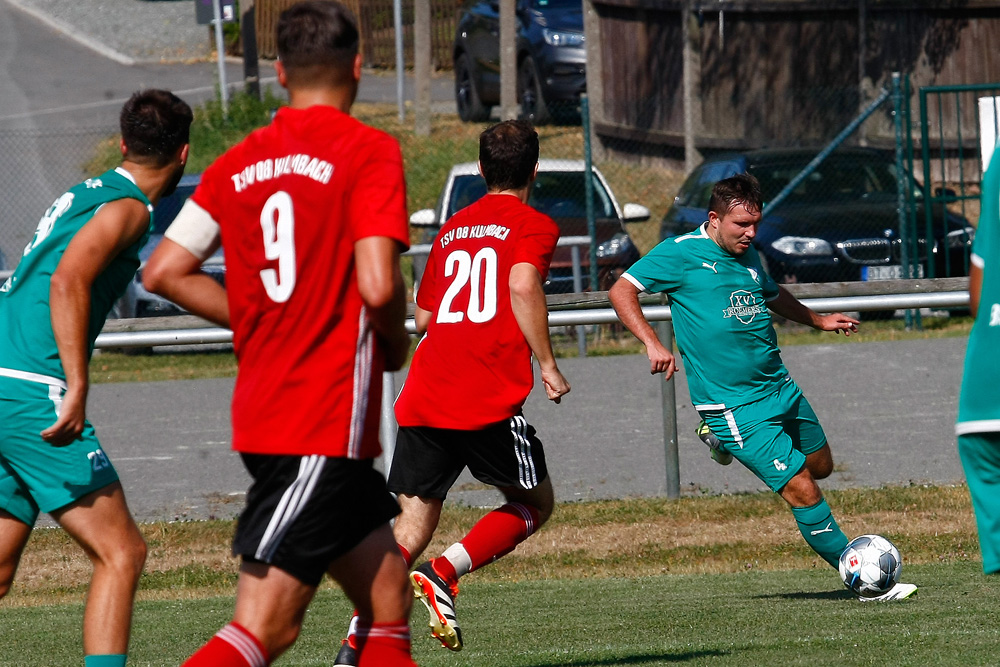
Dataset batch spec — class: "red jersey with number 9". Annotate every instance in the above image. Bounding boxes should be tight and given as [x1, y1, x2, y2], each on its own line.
[190, 106, 409, 458]
[394, 194, 558, 430]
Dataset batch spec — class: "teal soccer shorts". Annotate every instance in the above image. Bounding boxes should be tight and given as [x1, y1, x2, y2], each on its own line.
[698, 377, 828, 492]
[0, 376, 119, 525]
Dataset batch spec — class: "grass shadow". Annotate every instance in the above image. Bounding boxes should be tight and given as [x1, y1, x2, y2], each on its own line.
[524, 649, 730, 666]
[752, 589, 854, 601]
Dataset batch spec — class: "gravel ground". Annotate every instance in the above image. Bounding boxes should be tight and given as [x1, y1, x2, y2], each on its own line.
[7, 0, 213, 62]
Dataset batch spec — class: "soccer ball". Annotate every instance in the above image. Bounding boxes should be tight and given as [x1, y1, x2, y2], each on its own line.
[838, 534, 902, 598]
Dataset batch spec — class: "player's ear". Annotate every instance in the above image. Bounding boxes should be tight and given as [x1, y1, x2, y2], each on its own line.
[275, 60, 288, 88]
[477, 160, 485, 179]
[352, 53, 362, 83]
[119, 138, 128, 158]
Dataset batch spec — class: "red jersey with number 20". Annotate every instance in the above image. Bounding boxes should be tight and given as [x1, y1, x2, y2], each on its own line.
[394, 194, 558, 430]
[191, 105, 409, 459]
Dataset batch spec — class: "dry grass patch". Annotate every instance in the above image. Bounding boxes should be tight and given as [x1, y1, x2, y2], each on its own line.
[5, 485, 977, 609]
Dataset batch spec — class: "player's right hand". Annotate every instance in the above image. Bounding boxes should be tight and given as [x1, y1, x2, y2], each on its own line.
[542, 367, 571, 404]
[40, 388, 87, 446]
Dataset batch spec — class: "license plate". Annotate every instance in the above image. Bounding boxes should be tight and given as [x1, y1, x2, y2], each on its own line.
[861, 264, 925, 280]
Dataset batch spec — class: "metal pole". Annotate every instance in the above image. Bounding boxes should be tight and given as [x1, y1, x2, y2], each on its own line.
[582, 94, 599, 292]
[213, 0, 229, 116]
[414, 0, 432, 136]
[571, 245, 587, 357]
[394, 0, 405, 122]
[380, 372, 398, 474]
[500, 0, 518, 120]
[658, 316, 680, 499]
[891, 72, 914, 330]
[240, 0, 260, 100]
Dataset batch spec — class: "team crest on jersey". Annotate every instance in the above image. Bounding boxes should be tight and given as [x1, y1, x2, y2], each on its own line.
[723, 289, 768, 324]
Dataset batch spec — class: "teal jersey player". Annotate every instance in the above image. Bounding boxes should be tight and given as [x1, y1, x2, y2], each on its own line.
[610, 173, 917, 601]
[956, 140, 1000, 575]
[621, 222, 785, 410]
[0, 168, 152, 384]
[0, 89, 191, 667]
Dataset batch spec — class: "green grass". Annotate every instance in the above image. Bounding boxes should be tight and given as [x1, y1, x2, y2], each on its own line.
[5, 562, 998, 666]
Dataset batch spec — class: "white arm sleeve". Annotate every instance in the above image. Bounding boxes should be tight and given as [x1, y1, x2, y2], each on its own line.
[163, 199, 222, 262]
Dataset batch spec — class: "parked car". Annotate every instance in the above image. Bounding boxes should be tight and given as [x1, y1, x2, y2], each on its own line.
[410, 159, 650, 293]
[660, 148, 976, 284]
[453, 0, 586, 124]
[112, 174, 225, 318]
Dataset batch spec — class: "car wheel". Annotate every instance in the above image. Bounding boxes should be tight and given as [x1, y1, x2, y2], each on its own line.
[454, 53, 491, 122]
[518, 57, 551, 125]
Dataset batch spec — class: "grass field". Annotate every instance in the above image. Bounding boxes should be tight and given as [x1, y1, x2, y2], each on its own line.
[4, 486, 995, 665]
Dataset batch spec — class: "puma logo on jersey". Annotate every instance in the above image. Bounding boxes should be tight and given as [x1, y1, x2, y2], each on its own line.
[810, 523, 834, 536]
[772, 459, 788, 471]
[702, 262, 718, 273]
[990, 303, 1000, 326]
[84, 178, 103, 189]
[748, 267, 759, 282]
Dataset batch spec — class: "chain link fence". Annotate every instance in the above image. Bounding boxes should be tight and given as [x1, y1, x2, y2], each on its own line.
[0, 125, 117, 273]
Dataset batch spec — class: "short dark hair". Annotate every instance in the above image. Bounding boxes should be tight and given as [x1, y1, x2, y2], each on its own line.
[277, 0, 359, 86]
[479, 120, 539, 191]
[709, 173, 763, 218]
[119, 89, 192, 167]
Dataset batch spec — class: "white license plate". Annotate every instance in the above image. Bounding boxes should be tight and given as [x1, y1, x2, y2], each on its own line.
[861, 264, 925, 281]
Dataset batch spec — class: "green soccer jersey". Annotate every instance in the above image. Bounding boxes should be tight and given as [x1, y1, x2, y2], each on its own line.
[0, 168, 152, 384]
[957, 145, 1000, 434]
[622, 223, 787, 409]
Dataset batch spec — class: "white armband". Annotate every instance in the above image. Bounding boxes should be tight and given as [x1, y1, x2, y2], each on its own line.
[163, 199, 222, 262]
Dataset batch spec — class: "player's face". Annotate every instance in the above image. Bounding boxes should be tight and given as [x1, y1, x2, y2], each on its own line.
[708, 202, 761, 256]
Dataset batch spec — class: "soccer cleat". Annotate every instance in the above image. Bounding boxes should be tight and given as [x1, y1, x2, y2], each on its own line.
[410, 562, 463, 651]
[333, 639, 358, 667]
[857, 582, 918, 602]
[696, 420, 733, 465]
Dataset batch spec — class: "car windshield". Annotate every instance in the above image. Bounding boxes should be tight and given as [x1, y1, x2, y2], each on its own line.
[447, 171, 617, 220]
[750, 157, 912, 206]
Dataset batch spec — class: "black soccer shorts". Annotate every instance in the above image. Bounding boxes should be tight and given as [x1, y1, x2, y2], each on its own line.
[387, 413, 549, 500]
[232, 453, 400, 586]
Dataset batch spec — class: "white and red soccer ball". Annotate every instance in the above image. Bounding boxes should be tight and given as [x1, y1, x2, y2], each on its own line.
[838, 534, 902, 598]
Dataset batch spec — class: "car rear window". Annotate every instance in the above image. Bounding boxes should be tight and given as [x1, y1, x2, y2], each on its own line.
[447, 172, 616, 220]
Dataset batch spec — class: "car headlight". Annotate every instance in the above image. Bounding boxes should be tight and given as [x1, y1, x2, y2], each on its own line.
[542, 28, 584, 47]
[946, 226, 975, 248]
[596, 232, 633, 259]
[770, 236, 833, 256]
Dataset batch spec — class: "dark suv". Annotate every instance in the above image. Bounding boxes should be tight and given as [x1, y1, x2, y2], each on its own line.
[453, 0, 585, 124]
[660, 148, 976, 284]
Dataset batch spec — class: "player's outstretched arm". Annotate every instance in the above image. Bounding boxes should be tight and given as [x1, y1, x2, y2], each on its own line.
[143, 238, 230, 328]
[768, 285, 859, 336]
[356, 236, 410, 372]
[144, 199, 230, 328]
[608, 278, 677, 378]
[44, 198, 151, 445]
[510, 263, 570, 403]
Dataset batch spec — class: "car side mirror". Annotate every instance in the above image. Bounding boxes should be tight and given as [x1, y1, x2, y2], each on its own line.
[622, 203, 651, 223]
[409, 209, 439, 227]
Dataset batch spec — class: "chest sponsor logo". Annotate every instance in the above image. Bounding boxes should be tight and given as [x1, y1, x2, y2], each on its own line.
[990, 303, 1000, 326]
[723, 290, 768, 324]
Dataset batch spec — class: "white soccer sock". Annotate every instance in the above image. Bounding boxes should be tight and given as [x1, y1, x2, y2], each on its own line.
[441, 542, 473, 578]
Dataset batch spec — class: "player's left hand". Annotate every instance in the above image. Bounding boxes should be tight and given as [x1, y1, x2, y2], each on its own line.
[41, 387, 87, 446]
[816, 312, 860, 336]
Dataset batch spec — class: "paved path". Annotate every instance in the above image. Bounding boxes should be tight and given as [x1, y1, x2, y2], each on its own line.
[86, 336, 969, 522]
